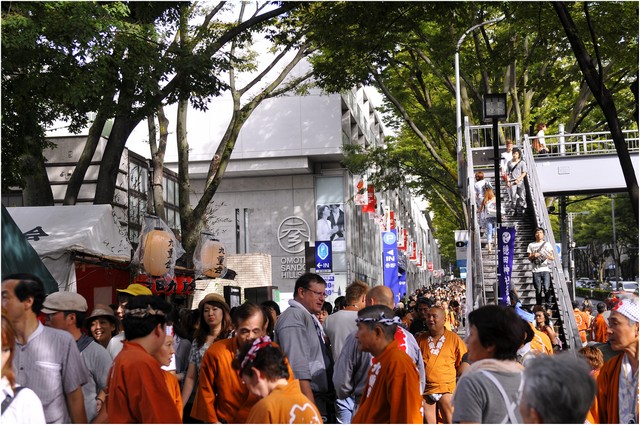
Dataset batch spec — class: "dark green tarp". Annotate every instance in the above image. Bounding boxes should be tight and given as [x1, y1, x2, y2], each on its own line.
[1, 204, 58, 293]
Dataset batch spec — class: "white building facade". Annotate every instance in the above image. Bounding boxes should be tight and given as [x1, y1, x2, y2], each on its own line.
[17, 87, 441, 303]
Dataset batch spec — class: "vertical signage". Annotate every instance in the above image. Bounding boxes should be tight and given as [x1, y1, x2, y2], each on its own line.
[498, 227, 517, 305]
[382, 230, 399, 299]
[454, 230, 469, 276]
[315, 241, 332, 272]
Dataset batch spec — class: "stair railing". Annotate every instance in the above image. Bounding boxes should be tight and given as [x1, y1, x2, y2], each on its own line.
[521, 135, 583, 350]
[464, 117, 487, 310]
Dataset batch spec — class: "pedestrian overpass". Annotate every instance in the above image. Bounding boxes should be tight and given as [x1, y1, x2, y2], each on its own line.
[462, 120, 638, 351]
[469, 125, 639, 195]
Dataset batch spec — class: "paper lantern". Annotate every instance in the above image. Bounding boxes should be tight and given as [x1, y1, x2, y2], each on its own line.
[201, 239, 227, 278]
[143, 229, 174, 277]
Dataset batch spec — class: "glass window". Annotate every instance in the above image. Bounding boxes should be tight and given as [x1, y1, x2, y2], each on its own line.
[173, 180, 179, 205]
[167, 178, 174, 206]
[129, 163, 138, 191]
[140, 168, 148, 194]
[129, 197, 139, 224]
[162, 176, 168, 202]
[316, 176, 344, 204]
[168, 208, 175, 228]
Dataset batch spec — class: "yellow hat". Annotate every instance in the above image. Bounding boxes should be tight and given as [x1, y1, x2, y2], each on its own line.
[116, 283, 152, 297]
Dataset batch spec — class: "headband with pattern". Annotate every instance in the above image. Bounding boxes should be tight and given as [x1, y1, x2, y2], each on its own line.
[123, 306, 166, 319]
[240, 336, 273, 370]
[355, 312, 402, 326]
[612, 297, 639, 323]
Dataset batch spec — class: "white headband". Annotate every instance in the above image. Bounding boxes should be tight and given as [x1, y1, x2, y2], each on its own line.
[612, 297, 639, 323]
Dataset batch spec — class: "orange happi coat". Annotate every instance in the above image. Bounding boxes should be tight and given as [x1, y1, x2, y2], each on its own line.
[351, 340, 423, 424]
[245, 380, 322, 424]
[417, 329, 467, 394]
[107, 342, 182, 423]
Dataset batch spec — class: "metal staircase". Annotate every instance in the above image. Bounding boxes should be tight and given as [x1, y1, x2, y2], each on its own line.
[463, 119, 582, 350]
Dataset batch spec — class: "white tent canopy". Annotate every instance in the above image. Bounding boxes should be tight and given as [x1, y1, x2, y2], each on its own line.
[7, 205, 132, 292]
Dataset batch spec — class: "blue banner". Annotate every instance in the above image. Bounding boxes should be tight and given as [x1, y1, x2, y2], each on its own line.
[382, 230, 399, 298]
[498, 227, 517, 305]
[398, 268, 407, 301]
[315, 241, 332, 272]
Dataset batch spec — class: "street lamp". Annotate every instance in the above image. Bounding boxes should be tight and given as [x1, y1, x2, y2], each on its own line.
[611, 195, 620, 285]
[455, 15, 505, 188]
[568, 211, 590, 298]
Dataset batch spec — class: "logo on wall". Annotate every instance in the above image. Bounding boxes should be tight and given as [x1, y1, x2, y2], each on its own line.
[278, 216, 310, 254]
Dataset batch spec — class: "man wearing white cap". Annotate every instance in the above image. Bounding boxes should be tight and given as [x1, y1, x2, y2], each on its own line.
[591, 296, 639, 423]
[107, 283, 153, 359]
[42, 291, 112, 422]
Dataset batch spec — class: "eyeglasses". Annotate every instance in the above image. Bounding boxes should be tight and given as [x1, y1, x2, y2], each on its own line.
[44, 311, 64, 321]
[304, 287, 326, 298]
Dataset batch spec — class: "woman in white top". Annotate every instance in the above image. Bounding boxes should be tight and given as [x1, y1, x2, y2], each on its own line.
[534, 123, 548, 154]
[316, 205, 336, 241]
[473, 171, 491, 209]
[1, 312, 46, 424]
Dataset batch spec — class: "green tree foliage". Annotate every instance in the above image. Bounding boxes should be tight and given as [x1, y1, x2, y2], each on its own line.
[305, 1, 637, 263]
[550, 195, 638, 280]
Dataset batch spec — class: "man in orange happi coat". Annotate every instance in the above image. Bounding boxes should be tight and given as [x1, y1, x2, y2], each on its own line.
[573, 300, 591, 345]
[590, 302, 609, 343]
[590, 296, 638, 424]
[192, 302, 291, 423]
[417, 307, 467, 424]
[106, 296, 182, 423]
[351, 305, 423, 424]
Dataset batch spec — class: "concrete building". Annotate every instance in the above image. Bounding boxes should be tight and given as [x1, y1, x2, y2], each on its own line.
[8, 85, 441, 306]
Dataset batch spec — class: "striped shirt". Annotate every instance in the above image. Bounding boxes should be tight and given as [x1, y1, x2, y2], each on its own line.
[13, 323, 89, 423]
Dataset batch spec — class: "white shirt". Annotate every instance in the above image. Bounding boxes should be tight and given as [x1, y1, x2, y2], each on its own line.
[527, 240, 553, 273]
[536, 129, 546, 149]
[1, 377, 46, 424]
[501, 151, 513, 172]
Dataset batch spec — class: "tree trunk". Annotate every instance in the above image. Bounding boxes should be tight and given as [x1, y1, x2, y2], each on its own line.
[554, 2, 639, 223]
[21, 149, 54, 206]
[63, 111, 108, 205]
[148, 106, 169, 221]
[93, 115, 138, 204]
[176, 98, 197, 257]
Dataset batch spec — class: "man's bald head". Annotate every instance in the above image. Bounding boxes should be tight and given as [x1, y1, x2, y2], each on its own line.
[366, 285, 395, 309]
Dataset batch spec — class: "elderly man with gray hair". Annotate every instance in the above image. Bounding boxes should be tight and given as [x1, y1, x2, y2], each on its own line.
[518, 353, 596, 423]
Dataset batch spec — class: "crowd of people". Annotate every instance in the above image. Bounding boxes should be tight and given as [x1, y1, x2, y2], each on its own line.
[1, 272, 637, 424]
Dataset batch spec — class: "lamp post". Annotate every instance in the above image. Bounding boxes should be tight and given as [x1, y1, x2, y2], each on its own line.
[455, 15, 505, 188]
[568, 211, 590, 298]
[611, 195, 620, 285]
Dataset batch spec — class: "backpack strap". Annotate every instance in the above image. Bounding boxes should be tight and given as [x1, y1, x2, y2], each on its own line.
[1, 386, 25, 414]
[480, 370, 521, 424]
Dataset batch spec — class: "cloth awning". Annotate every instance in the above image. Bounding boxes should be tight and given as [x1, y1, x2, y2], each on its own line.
[1, 205, 59, 293]
[6, 205, 132, 292]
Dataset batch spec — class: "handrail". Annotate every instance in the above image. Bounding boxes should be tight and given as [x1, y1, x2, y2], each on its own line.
[522, 135, 583, 350]
[464, 117, 486, 311]
[533, 129, 639, 157]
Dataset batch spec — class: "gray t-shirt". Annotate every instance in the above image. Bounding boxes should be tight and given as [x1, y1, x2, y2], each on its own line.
[452, 369, 523, 424]
[78, 337, 112, 422]
[324, 309, 358, 360]
[507, 159, 527, 181]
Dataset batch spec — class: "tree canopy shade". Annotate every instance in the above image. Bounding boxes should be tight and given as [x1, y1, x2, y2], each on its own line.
[1, 1, 301, 198]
